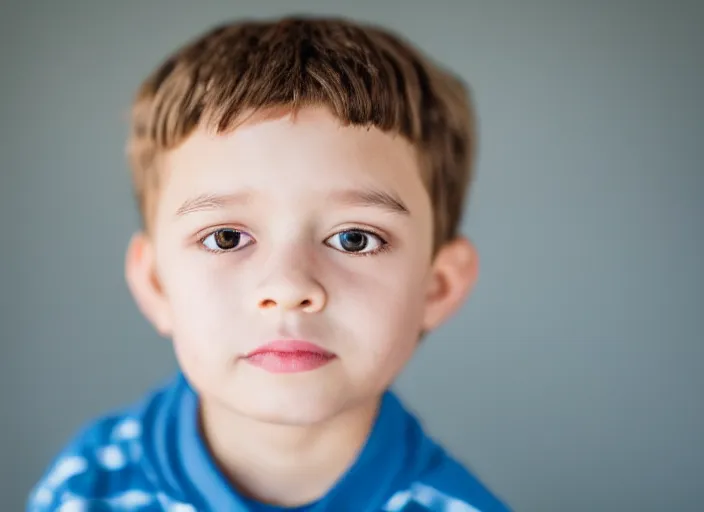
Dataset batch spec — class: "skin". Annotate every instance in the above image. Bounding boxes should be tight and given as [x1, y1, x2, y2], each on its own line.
[125, 106, 478, 506]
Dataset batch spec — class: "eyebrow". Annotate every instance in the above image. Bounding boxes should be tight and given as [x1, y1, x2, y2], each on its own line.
[175, 192, 252, 216]
[175, 187, 410, 217]
[330, 188, 410, 215]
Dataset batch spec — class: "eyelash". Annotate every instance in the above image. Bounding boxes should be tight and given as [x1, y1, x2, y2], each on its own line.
[196, 227, 391, 256]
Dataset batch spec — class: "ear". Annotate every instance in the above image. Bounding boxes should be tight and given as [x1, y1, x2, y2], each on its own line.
[421, 236, 479, 331]
[125, 232, 172, 337]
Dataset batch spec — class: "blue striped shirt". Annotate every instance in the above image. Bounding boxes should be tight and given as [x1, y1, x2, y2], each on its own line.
[28, 374, 509, 511]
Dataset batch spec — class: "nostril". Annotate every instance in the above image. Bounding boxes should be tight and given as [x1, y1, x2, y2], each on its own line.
[300, 299, 312, 308]
[260, 299, 277, 309]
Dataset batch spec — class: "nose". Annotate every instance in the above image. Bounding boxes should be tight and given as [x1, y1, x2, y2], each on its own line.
[255, 273, 327, 314]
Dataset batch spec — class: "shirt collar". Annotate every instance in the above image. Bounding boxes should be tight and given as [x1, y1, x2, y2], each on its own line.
[171, 374, 413, 511]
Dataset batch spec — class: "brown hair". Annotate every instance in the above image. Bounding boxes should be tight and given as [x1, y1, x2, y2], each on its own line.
[127, 16, 476, 251]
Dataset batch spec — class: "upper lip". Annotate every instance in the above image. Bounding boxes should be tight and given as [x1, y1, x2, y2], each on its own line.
[245, 340, 334, 358]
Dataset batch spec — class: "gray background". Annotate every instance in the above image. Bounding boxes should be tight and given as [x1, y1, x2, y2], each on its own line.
[1, 1, 702, 511]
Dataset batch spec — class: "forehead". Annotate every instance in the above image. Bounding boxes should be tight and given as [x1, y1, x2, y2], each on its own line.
[160, 107, 429, 210]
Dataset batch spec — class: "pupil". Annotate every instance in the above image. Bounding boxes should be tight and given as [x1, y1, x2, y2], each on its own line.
[215, 230, 239, 249]
[340, 231, 367, 252]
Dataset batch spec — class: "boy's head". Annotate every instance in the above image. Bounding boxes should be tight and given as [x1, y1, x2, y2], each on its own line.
[125, 17, 478, 425]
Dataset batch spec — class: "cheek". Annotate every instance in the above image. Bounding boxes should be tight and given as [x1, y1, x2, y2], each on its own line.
[159, 251, 249, 358]
[331, 255, 429, 360]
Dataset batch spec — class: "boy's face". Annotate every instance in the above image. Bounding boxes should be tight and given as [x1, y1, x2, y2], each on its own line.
[128, 106, 476, 425]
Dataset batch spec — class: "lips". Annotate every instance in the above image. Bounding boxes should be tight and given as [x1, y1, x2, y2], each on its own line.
[244, 340, 335, 374]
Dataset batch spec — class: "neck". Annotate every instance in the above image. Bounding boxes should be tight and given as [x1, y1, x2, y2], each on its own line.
[199, 396, 382, 507]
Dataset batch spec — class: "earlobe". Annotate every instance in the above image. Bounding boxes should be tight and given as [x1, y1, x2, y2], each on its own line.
[125, 232, 172, 337]
[421, 236, 479, 331]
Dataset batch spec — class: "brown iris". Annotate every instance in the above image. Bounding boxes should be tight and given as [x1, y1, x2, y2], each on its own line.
[213, 229, 241, 250]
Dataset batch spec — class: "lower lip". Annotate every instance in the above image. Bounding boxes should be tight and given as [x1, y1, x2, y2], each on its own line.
[244, 351, 335, 373]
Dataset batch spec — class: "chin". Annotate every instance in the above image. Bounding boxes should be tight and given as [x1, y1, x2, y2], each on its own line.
[244, 406, 335, 426]
[235, 387, 346, 426]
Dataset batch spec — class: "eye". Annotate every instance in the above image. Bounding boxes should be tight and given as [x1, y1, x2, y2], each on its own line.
[325, 229, 387, 255]
[201, 229, 253, 253]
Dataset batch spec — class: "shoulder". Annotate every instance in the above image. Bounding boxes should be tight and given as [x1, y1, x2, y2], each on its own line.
[26, 378, 181, 511]
[385, 448, 511, 511]
[27, 414, 154, 510]
[383, 393, 512, 512]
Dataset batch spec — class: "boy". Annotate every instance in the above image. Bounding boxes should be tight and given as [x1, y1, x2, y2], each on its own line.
[28, 16, 510, 512]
